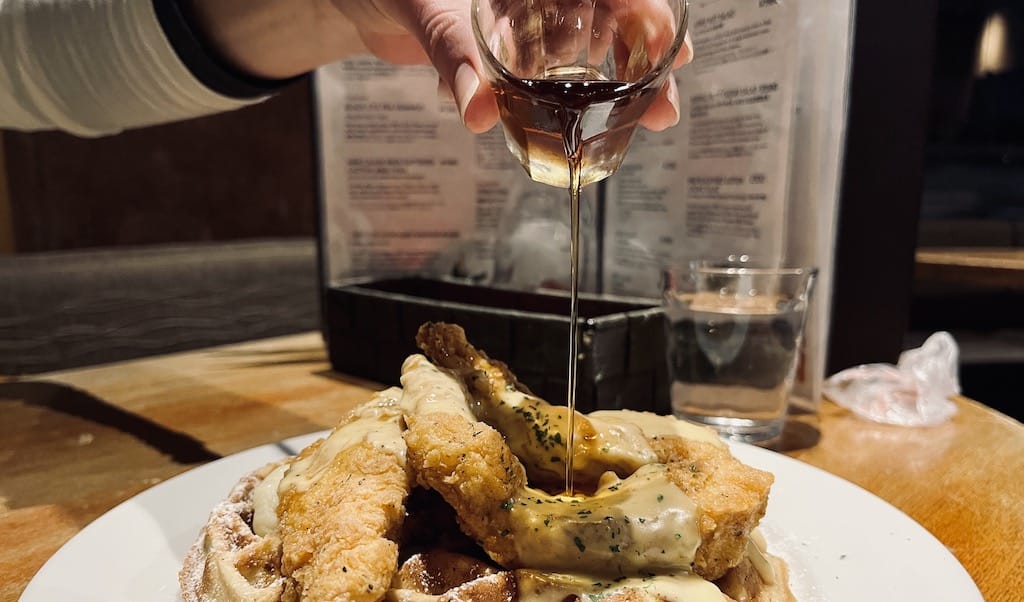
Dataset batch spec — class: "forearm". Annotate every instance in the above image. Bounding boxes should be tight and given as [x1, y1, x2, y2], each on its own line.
[0, 0, 366, 137]
[0, 0, 272, 136]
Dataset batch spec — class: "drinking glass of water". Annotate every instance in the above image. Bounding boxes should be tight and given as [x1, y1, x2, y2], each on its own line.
[663, 261, 818, 446]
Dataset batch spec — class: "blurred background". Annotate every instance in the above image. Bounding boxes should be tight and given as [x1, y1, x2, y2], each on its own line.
[909, 0, 1023, 418]
[0, 0, 1020, 420]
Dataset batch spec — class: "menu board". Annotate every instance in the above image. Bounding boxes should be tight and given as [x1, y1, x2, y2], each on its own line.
[603, 0, 800, 296]
[315, 0, 855, 407]
[317, 58, 601, 291]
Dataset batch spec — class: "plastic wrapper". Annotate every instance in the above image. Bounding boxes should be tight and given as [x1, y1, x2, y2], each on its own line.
[823, 332, 960, 426]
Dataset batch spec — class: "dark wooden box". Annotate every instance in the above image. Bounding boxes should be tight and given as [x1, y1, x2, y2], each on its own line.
[323, 277, 670, 413]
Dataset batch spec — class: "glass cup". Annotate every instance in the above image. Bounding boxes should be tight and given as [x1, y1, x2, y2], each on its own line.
[662, 261, 818, 445]
[471, 0, 689, 187]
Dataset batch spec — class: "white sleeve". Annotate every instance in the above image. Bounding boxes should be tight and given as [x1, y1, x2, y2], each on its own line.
[0, 0, 264, 137]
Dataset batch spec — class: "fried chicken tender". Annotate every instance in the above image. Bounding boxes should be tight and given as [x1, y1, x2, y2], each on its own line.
[401, 361, 702, 578]
[414, 323, 773, 582]
[650, 436, 774, 581]
[276, 391, 413, 601]
[416, 322, 656, 489]
[404, 411, 526, 567]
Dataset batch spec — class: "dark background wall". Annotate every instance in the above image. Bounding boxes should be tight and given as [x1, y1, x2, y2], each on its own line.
[0, 79, 317, 253]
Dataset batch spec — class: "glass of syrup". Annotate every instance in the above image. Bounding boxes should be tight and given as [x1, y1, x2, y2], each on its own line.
[471, 0, 690, 188]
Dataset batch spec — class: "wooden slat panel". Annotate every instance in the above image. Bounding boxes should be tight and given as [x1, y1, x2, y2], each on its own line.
[3, 80, 317, 253]
[0, 131, 14, 253]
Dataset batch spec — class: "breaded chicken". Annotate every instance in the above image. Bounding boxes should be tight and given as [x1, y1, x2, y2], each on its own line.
[416, 322, 656, 490]
[276, 392, 413, 601]
[404, 411, 526, 567]
[402, 362, 711, 579]
[650, 436, 774, 581]
[415, 323, 773, 581]
[406, 410, 711, 577]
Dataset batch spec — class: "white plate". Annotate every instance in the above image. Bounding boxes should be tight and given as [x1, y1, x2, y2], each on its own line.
[20, 432, 983, 602]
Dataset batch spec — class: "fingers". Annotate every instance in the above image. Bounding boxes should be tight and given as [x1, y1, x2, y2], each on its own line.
[675, 30, 694, 68]
[639, 76, 680, 132]
[454, 63, 500, 133]
[377, 0, 499, 132]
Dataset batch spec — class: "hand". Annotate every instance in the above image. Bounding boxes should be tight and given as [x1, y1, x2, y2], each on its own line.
[324, 0, 500, 133]
[339, 0, 704, 135]
[188, 0, 692, 133]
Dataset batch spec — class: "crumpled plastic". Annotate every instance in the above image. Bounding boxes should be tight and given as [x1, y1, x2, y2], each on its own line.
[823, 332, 960, 426]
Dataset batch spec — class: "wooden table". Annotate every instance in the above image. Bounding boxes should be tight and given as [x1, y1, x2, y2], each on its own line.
[916, 247, 1024, 290]
[2, 333, 1023, 601]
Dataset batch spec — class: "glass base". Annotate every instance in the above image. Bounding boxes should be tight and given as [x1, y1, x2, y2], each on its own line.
[676, 413, 784, 447]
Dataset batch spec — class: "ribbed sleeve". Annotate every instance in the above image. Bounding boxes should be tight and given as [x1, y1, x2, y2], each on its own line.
[0, 0, 273, 136]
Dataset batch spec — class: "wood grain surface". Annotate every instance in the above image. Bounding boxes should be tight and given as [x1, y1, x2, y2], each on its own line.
[916, 247, 1024, 290]
[2, 332, 1022, 601]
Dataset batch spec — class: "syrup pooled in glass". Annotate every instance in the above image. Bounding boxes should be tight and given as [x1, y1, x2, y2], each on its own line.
[492, 66, 661, 188]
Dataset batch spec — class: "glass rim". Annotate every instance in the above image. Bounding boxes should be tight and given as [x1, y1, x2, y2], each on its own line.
[470, 0, 690, 94]
[664, 265, 819, 277]
[692, 265, 819, 277]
